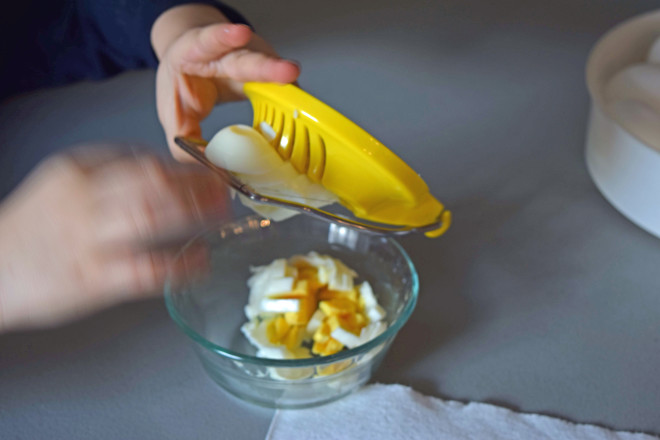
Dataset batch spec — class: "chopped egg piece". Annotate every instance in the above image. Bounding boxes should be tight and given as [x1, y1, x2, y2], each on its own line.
[367, 304, 387, 322]
[331, 327, 363, 349]
[263, 277, 295, 296]
[266, 316, 290, 343]
[313, 320, 333, 343]
[306, 309, 325, 334]
[312, 338, 344, 356]
[240, 252, 389, 375]
[241, 320, 268, 348]
[261, 297, 300, 313]
[359, 281, 378, 309]
[316, 360, 353, 376]
[319, 298, 357, 316]
[359, 321, 387, 344]
[318, 288, 358, 302]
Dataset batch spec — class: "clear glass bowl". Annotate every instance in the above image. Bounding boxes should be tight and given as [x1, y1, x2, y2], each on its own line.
[164, 215, 418, 409]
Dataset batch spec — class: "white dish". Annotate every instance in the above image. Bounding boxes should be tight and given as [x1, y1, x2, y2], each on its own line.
[585, 10, 660, 238]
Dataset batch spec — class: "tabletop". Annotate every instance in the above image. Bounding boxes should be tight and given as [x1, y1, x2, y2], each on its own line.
[1, 0, 660, 438]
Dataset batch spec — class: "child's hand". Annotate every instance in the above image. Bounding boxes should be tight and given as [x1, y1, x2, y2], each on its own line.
[152, 6, 300, 161]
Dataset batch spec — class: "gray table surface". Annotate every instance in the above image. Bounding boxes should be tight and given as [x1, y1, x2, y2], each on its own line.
[1, 0, 660, 438]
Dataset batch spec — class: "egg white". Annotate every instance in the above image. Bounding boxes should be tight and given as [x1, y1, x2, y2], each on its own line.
[205, 124, 339, 220]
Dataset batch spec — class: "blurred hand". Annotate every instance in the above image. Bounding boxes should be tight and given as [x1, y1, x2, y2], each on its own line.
[0, 146, 227, 332]
[154, 8, 300, 161]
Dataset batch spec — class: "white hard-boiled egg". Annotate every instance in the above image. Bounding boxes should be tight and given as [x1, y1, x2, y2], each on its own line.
[205, 124, 338, 221]
[205, 124, 283, 175]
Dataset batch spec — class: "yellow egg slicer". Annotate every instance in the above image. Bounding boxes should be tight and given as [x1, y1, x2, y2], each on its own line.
[175, 82, 451, 238]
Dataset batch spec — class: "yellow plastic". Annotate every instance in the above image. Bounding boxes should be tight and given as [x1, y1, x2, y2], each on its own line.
[243, 82, 450, 237]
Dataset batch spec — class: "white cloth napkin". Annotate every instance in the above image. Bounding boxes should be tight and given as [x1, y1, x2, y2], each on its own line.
[266, 383, 655, 440]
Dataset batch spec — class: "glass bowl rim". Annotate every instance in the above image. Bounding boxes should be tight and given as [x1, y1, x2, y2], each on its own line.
[164, 215, 419, 368]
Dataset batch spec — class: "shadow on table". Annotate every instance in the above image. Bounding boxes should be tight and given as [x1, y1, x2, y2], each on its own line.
[0, 298, 167, 367]
[371, 196, 526, 391]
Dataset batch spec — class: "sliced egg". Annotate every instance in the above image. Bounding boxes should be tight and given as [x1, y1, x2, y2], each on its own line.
[331, 327, 362, 349]
[263, 277, 295, 296]
[206, 124, 282, 175]
[306, 309, 325, 334]
[205, 124, 338, 221]
[359, 321, 387, 344]
[359, 281, 378, 309]
[260, 297, 300, 313]
[241, 252, 388, 370]
[367, 304, 387, 322]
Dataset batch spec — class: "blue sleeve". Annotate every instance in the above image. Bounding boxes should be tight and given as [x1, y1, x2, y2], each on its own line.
[0, 0, 251, 100]
[77, 0, 251, 74]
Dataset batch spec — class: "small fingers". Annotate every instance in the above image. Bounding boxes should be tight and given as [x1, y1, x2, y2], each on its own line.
[182, 23, 253, 64]
[156, 68, 215, 162]
[192, 49, 300, 83]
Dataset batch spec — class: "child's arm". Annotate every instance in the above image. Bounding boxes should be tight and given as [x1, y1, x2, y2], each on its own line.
[0, 0, 250, 99]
